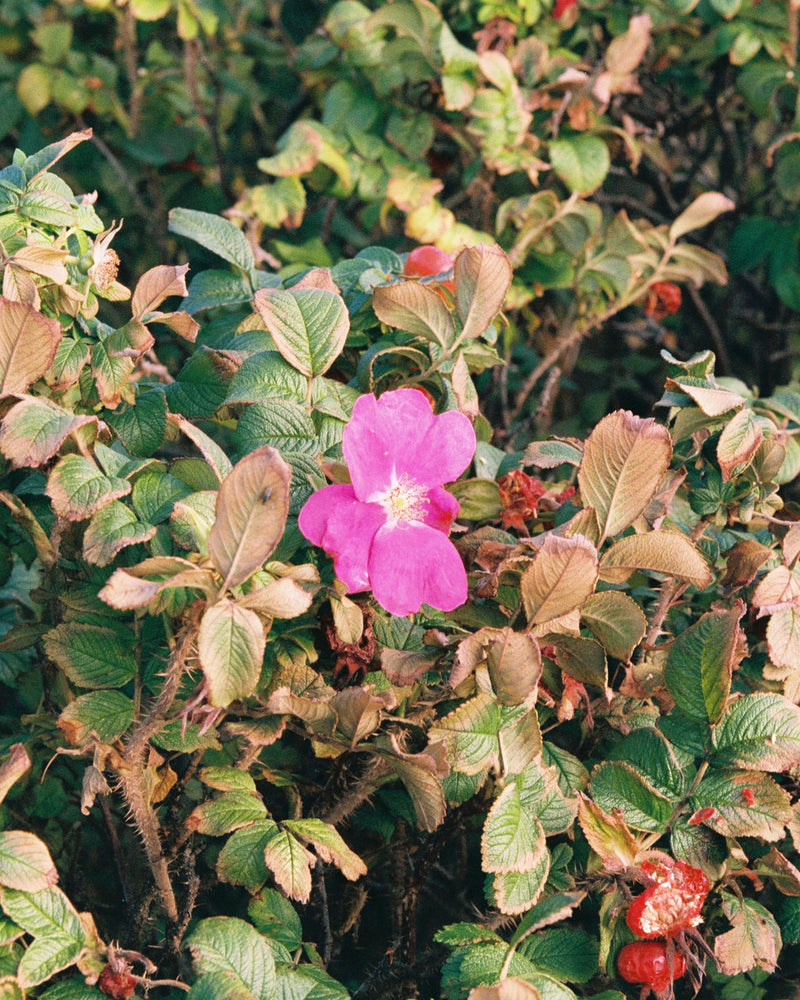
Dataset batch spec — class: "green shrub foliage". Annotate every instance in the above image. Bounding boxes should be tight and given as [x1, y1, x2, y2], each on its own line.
[0, 4, 799, 1000]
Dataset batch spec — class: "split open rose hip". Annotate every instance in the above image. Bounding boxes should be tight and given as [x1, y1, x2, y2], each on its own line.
[626, 858, 710, 939]
[299, 388, 476, 616]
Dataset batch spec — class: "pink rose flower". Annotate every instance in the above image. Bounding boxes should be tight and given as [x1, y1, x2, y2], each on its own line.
[298, 388, 476, 617]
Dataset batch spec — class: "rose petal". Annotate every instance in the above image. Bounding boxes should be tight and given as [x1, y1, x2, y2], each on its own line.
[344, 389, 475, 499]
[424, 486, 460, 532]
[413, 409, 476, 488]
[298, 484, 385, 592]
[369, 522, 468, 616]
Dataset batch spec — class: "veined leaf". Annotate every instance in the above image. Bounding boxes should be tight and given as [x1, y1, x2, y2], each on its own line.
[454, 244, 512, 340]
[0, 297, 61, 395]
[372, 280, 456, 349]
[187, 916, 276, 1000]
[766, 607, 800, 670]
[521, 534, 598, 626]
[0, 397, 97, 470]
[712, 693, 800, 771]
[131, 263, 190, 319]
[262, 829, 315, 904]
[43, 622, 137, 689]
[491, 849, 551, 916]
[57, 690, 134, 746]
[216, 821, 277, 893]
[253, 287, 348, 377]
[664, 602, 745, 726]
[691, 769, 792, 841]
[169, 208, 255, 272]
[599, 531, 711, 587]
[714, 894, 781, 976]
[81, 501, 156, 567]
[580, 591, 646, 661]
[208, 446, 291, 590]
[590, 760, 675, 832]
[577, 410, 672, 542]
[188, 792, 268, 837]
[197, 601, 266, 708]
[428, 692, 503, 776]
[717, 407, 763, 481]
[482, 783, 546, 874]
[0, 833, 57, 892]
[46, 454, 130, 521]
[283, 819, 366, 881]
[1, 887, 85, 988]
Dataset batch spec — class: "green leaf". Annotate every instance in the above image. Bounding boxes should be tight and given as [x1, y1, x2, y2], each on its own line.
[45, 454, 130, 521]
[189, 792, 268, 836]
[187, 916, 277, 1000]
[43, 622, 137, 689]
[518, 926, 599, 983]
[482, 783, 546, 874]
[0, 398, 96, 470]
[248, 889, 303, 951]
[18, 190, 75, 227]
[234, 402, 317, 456]
[428, 692, 503, 775]
[691, 769, 792, 841]
[664, 603, 745, 726]
[57, 690, 134, 745]
[165, 348, 236, 419]
[520, 534, 598, 627]
[490, 849, 551, 915]
[0, 833, 57, 892]
[169, 208, 255, 272]
[253, 287, 349, 377]
[711, 693, 800, 770]
[508, 892, 586, 949]
[282, 819, 367, 881]
[577, 410, 672, 543]
[604, 728, 692, 799]
[545, 635, 607, 689]
[105, 389, 168, 457]
[207, 446, 292, 590]
[580, 591, 646, 661]
[590, 760, 675, 832]
[549, 135, 610, 195]
[216, 821, 277, 893]
[186, 972, 257, 1000]
[131, 471, 192, 524]
[200, 767, 258, 794]
[523, 440, 583, 469]
[274, 964, 351, 1000]
[516, 761, 578, 834]
[81, 501, 156, 567]
[262, 829, 315, 904]
[198, 600, 266, 708]
[0, 887, 85, 988]
[226, 352, 307, 405]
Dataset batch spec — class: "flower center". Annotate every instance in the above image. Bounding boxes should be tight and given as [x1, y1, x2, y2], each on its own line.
[380, 473, 429, 526]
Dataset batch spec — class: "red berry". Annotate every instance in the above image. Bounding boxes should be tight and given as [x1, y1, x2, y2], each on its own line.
[627, 858, 710, 939]
[98, 964, 137, 999]
[617, 941, 686, 992]
[403, 245, 455, 293]
[553, 0, 578, 17]
[642, 281, 682, 319]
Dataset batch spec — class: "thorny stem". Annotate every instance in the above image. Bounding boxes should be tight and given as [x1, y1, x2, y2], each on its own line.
[114, 624, 197, 934]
